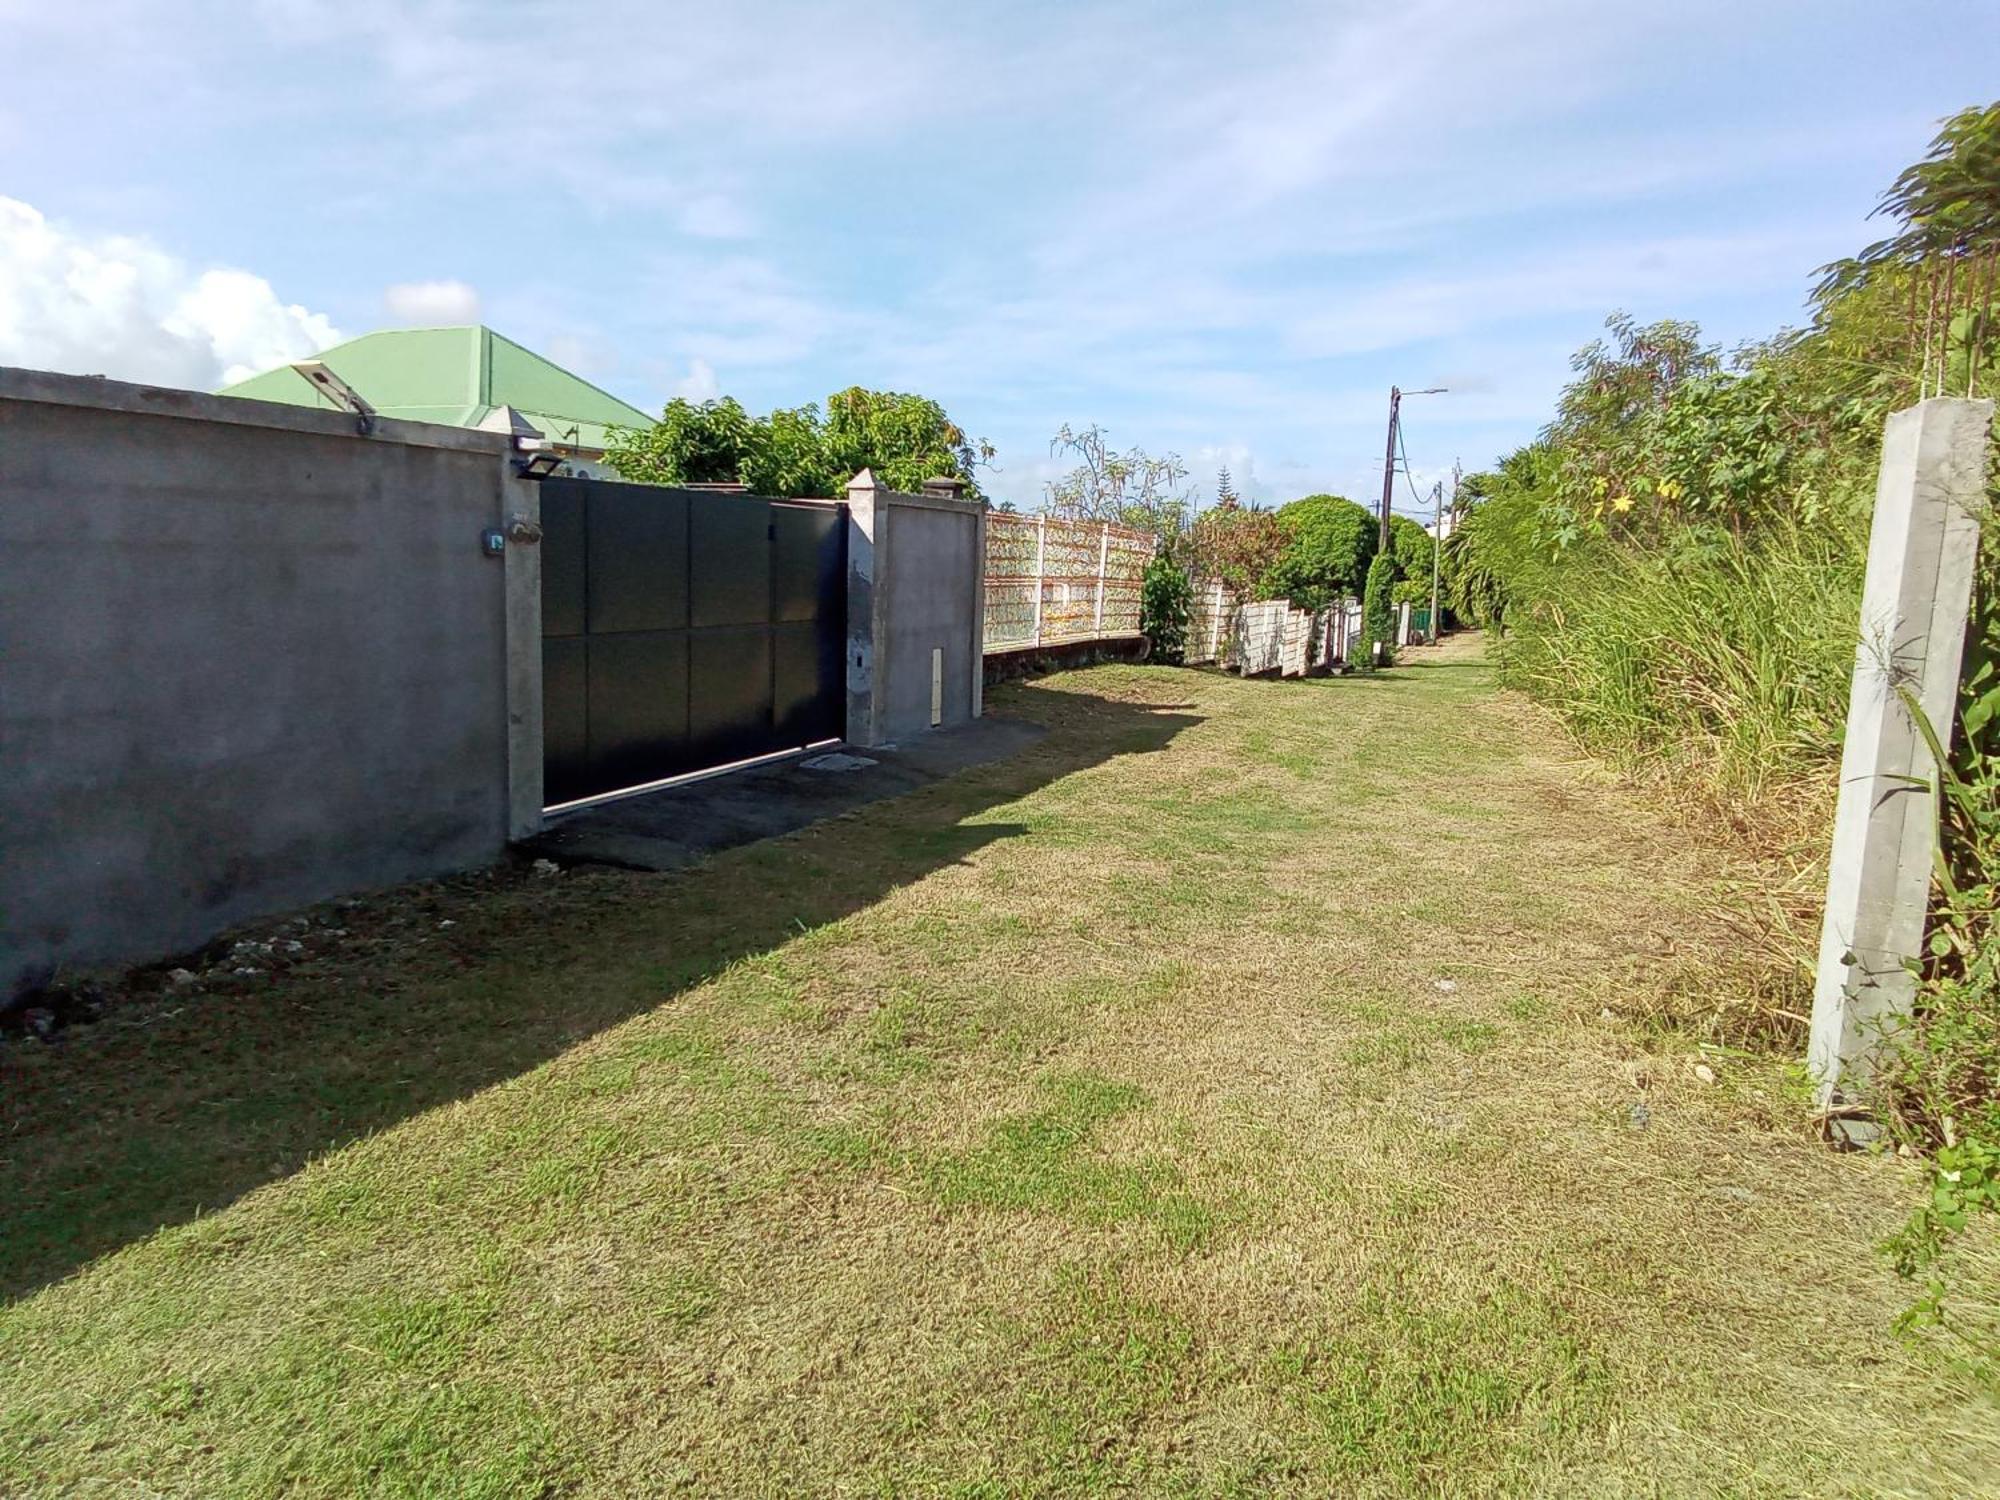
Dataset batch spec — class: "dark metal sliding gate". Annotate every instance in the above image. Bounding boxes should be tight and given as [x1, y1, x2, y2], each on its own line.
[540, 479, 847, 807]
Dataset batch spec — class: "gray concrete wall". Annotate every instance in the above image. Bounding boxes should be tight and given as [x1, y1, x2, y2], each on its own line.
[843, 470, 984, 747]
[0, 367, 540, 995]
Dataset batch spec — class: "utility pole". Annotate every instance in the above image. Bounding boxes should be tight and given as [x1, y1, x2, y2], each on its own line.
[1428, 480, 1443, 644]
[1377, 384, 1446, 553]
[1377, 386, 1402, 554]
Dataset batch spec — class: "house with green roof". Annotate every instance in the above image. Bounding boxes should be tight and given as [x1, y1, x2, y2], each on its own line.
[219, 326, 652, 475]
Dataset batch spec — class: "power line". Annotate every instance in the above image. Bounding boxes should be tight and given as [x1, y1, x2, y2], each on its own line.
[1395, 420, 1431, 509]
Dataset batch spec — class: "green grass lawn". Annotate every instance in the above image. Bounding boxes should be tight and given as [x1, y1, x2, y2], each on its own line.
[4, 639, 1995, 1496]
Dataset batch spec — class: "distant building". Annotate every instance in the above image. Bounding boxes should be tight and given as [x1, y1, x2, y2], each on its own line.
[219, 325, 652, 477]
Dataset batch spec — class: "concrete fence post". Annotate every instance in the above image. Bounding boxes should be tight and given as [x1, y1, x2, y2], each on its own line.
[1808, 396, 1993, 1122]
[1093, 523, 1110, 634]
[972, 499, 988, 719]
[1031, 514, 1047, 649]
[499, 463, 545, 839]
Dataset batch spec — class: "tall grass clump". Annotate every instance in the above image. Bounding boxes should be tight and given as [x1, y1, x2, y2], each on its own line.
[1495, 516, 1867, 827]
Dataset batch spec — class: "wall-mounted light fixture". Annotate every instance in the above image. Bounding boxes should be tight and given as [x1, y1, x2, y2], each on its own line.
[512, 437, 565, 480]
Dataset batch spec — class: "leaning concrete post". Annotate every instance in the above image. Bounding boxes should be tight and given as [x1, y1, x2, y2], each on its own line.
[1808, 397, 1992, 1119]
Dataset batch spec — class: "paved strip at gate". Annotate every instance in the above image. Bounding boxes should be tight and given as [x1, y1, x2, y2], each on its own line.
[540, 479, 847, 807]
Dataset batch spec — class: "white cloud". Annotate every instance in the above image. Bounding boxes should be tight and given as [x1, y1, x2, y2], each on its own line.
[678, 194, 754, 240]
[383, 277, 480, 325]
[0, 196, 339, 389]
[673, 357, 720, 401]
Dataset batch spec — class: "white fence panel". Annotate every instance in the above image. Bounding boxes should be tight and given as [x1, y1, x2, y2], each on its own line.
[1232, 599, 1289, 675]
[1186, 577, 1231, 664]
[983, 513, 1155, 654]
[1280, 608, 1310, 677]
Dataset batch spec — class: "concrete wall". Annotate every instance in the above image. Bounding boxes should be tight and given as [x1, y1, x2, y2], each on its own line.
[0, 367, 541, 995]
[843, 470, 984, 747]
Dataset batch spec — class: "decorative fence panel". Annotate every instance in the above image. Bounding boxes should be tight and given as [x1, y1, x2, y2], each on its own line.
[1280, 608, 1310, 677]
[1190, 585, 1360, 674]
[1187, 577, 1231, 665]
[1312, 607, 1339, 671]
[983, 513, 1155, 653]
[1231, 599, 1290, 675]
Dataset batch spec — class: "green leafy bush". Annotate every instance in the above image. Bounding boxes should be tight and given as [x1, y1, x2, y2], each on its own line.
[1140, 556, 1193, 665]
[1389, 515, 1435, 586]
[606, 387, 986, 500]
[1361, 553, 1397, 668]
[1265, 494, 1376, 609]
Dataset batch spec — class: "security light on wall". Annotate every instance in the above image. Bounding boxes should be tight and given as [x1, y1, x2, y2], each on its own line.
[512, 437, 565, 480]
[289, 360, 376, 434]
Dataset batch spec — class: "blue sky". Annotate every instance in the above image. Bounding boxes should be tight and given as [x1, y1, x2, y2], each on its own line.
[2, 1, 1996, 515]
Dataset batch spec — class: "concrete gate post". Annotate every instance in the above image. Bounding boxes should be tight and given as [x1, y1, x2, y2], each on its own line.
[844, 469, 888, 747]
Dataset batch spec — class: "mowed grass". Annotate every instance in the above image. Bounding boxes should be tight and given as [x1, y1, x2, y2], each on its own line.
[4, 639, 1997, 1496]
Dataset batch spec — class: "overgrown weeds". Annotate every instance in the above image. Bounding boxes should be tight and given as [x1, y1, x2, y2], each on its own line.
[1493, 515, 1865, 835]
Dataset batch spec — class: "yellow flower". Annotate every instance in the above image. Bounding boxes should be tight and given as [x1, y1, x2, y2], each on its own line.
[1611, 494, 1634, 513]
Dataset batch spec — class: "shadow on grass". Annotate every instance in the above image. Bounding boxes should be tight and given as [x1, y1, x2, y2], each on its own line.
[0, 688, 1202, 1302]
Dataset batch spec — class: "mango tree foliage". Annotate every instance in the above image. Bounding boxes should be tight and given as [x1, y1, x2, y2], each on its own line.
[606, 396, 758, 486]
[606, 388, 988, 500]
[823, 387, 991, 496]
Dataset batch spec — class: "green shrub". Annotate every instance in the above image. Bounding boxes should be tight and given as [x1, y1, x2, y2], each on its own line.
[1361, 553, 1397, 668]
[1140, 555, 1193, 665]
[1389, 515, 1434, 586]
[1265, 494, 1376, 609]
[605, 387, 985, 499]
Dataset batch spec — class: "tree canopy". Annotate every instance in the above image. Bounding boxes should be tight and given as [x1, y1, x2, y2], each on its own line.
[1042, 424, 1194, 544]
[1262, 493, 1376, 610]
[605, 388, 989, 500]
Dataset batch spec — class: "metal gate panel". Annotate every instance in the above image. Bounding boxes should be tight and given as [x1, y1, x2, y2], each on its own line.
[688, 625, 776, 768]
[542, 636, 589, 801]
[541, 482, 587, 637]
[773, 619, 832, 743]
[586, 631, 689, 792]
[587, 487, 688, 634]
[773, 505, 837, 621]
[690, 494, 770, 628]
[541, 481, 846, 807]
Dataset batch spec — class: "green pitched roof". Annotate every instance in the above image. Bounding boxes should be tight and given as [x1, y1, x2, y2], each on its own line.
[219, 326, 652, 452]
